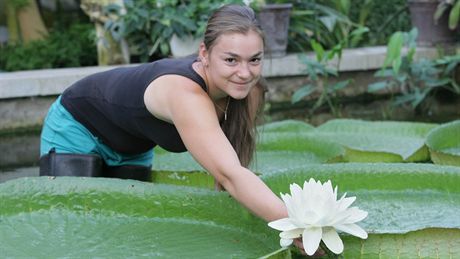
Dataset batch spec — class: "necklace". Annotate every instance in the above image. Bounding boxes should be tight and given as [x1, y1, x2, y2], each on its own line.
[215, 96, 230, 121]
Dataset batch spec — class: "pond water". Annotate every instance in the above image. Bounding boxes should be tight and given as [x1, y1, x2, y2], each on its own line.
[0, 132, 40, 183]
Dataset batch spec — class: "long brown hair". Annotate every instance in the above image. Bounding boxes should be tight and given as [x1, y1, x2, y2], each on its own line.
[203, 4, 266, 167]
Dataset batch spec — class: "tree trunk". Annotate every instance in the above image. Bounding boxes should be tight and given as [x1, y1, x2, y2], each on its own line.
[6, 0, 20, 44]
[17, 0, 49, 43]
[95, 23, 130, 65]
[81, 0, 130, 65]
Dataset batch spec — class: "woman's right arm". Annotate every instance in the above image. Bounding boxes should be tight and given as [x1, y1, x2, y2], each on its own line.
[144, 76, 287, 222]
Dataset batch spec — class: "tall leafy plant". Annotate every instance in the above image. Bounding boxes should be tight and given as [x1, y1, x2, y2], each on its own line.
[291, 40, 352, 116]
[368, 28, 460, 108]
[291, 24, 368, 116]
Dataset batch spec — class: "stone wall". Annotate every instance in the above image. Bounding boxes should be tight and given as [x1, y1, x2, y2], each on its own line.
[2, 46, 460, 168]
[0, 46, 445, 132]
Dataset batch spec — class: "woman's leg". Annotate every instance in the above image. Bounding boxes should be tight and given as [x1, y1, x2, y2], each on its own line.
[96, 144, 154, 181]
[40, 96, 154, 181]
[40, 96, 103, 177]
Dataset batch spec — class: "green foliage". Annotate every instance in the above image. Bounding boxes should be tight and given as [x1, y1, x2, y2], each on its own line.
[277, 0, 410, 53]
[291, 39, 353, 116]
[349, 0, 411, 46]
[275, 0, 370, 53]
[105, 0, 243, 61]
[368, 28, 460, 108]
[9, 0, 30, 9]
[0, 23, 97, 71]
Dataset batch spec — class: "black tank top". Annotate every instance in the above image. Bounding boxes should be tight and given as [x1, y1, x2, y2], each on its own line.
[61, 55, 207, 154]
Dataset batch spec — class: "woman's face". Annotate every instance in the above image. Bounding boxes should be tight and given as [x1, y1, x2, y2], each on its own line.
[202, 30, 264, 100]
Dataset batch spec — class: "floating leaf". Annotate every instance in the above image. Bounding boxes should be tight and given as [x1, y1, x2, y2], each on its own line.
[258, 120, 314, 133]
[426, 120, 460, 166]
[0, 177, 280, 258]
[342, 228, 460, 258]
[262, 163, 460, 234]
[313, 119, 438, 162]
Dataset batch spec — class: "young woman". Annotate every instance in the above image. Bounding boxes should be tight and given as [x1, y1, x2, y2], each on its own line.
[40, 4, 316, 254]
[42, 1, 286, 232]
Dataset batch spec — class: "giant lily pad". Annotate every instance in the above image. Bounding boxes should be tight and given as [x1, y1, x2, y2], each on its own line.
[342, 228, 460, 258]
[152, 148, 213, 188]
[426, 120, 460, 166]
[262, 163, 460, 233]
[151, 125, 345, 188]
[258, 119, 315, 133]
[2, 161, 460, 258]
[262, 163, 460, 257]
[313, 119, 438, 162]
[0, 177, 282, 258]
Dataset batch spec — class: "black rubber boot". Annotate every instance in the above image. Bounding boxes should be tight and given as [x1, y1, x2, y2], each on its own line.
[102, 165, 152, 182]
[39, 148, 103, 177]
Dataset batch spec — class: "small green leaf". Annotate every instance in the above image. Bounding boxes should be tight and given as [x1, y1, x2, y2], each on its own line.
[310, 40, 325, 61]
[368, 81, 389, 92]
[449, 0, 460, 30]
[384, 32, 404, 69]
[291, 85, 315, 104]
[434, 2, 449, 22]
[330, 80, 350, 92]
[393, 56, 402, 74]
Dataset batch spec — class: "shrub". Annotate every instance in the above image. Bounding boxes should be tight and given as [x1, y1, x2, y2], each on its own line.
[0, 23, 97, 71]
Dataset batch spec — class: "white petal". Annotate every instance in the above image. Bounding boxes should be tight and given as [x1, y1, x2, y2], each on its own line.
[342, 208, 368, 224]
[281, 193, 296, 219]
[323, 180, 334, 198]
[322, 227, 344, 254]
[302, 226, 322, 256]
[268, 218, 298, 231]
[280, 238, 293, 247]
[290, 183, 303, 199]
[303, 210, 319, 224]
[335, 223, 368, 239]
[338, 195, 356, 210]
[280, 228, 303, 239]
[290, 183, 304, 209]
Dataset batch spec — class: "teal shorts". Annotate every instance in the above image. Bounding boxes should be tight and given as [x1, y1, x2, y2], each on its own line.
[40, 96, 154, 167]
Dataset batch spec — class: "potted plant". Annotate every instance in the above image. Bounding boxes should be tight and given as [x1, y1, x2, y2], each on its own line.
[408, 0, 458, 46]
[104, 0, 245, 61]
[168, 0, 242, 57]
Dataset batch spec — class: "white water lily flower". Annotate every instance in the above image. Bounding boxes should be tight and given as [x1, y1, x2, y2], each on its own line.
[268, 178, 368, 256]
